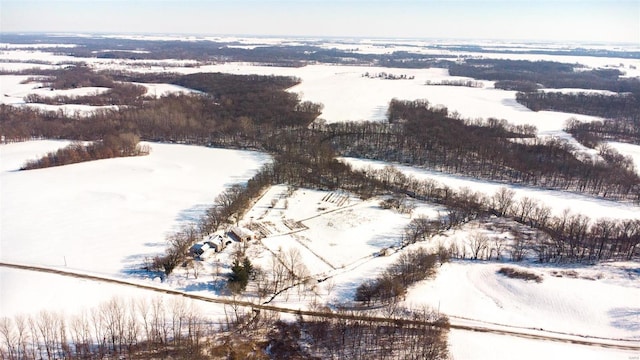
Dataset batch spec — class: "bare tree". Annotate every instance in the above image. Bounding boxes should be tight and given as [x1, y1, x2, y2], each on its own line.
[70, 310, 92, 358]
[468, 232, 490, 260]
[510, 228, 528, 261]
[491, 187, 515, 217]
[0, 317, 16, 360]
[514, 196, 538, 224]
[14, 315, 29, 360]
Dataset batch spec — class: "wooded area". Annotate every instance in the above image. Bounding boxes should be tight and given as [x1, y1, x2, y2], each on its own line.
[20, 133, 149, 170]
[0, 297, 449, 360]
[327, 99, 640, 201]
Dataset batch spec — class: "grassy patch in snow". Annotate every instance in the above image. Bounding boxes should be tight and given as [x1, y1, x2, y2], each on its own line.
[497, 267, 543, 283]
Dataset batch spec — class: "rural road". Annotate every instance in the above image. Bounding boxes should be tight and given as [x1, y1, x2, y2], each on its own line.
[1, 261, 639, 352]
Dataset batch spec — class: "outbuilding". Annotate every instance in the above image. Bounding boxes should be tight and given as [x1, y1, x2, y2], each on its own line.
[228, 226, 255, 242]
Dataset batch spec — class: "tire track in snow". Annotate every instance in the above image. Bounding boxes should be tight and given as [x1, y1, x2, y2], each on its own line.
[2, 261, 639, 352]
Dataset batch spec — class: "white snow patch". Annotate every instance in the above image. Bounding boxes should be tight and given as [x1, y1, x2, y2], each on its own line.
[404, 261, 640, 340]
[134, 82, 203, 97]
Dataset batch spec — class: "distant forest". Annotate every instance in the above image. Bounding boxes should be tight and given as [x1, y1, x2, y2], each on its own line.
[446, 58, 640, 150]
[3, 33, 639, 68]
[2, 66, 638, 202]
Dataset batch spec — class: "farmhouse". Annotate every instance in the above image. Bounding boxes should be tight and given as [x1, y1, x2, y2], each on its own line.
[205, 234, 224, 250]
[189, 242, 211, 257]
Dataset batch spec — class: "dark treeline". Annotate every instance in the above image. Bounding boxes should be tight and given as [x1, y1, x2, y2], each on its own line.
[5, 34, 638, 72]
[458, 59, 640, 147]
[23, 83, 146, 107]
[450, 59, 640, 94]
[355, 248, 443, 306]
[566, 118, 640, 147]
[12, 65, 135, 91]
[516, 91, 640, 121]
[179, 134, 638, 268]
[24, 65, 115, 89]
[3, 85, 638, 200]
[1, 71, 321, 146]
[9, 66, 148, 106]
[326, 99, 640, 201]
[171, 72, 322, 128]
[206, 141, 639, 267]
[517, 91, 640, 147]
[244, 130, 638, 264]
[0, 34, 415, 67]
[432, 44, 640, 60]
[425, 79, 483, 87]
[203, 140, 639, 266]
[21, 133, 150, 170]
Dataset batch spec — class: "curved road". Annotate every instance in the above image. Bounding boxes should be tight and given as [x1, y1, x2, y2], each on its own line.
[1, 261, 639, 352]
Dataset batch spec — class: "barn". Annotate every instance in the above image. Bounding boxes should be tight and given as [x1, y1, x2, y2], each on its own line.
[228, 226, 255, 242]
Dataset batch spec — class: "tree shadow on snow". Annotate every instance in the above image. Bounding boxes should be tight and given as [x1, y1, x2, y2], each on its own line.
[609, 307, 640, 332]
[366, 232, 402, 249]
[119, 252, 165, 281]
[181, 279, 227, 295]
[174, 203, 210, 224]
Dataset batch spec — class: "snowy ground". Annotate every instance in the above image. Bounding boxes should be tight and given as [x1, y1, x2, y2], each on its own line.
[0, 141, 271, 275]
[1, 38, 639, 359]
[174, 182, 640, 359]
[2, 141, 638, 359]
[157, 63, 603, 135]
[407, 260, 640, 360]
[133, 82, 203, 98]
[405, 261, 640, 340]
[447, 328, 636, 360]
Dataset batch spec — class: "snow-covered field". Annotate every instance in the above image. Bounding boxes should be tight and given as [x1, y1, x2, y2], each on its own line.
[2, 141, 638, 359]
[405, 261, 640, 339]
[447, 328, 636, 360]
[156, 63, 602, 135]
[0, 141, 271, 275]
[0, 268, 205, 319]
[408, 260, 640, 359]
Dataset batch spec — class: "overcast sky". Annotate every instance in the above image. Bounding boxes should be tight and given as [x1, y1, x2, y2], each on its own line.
[1, 0, 639, 43]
